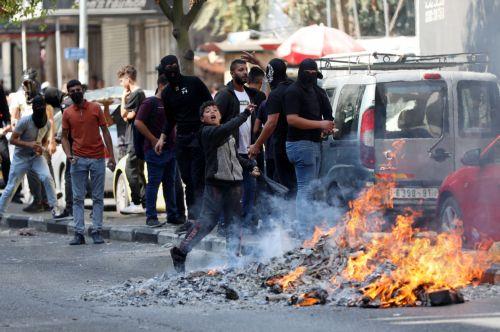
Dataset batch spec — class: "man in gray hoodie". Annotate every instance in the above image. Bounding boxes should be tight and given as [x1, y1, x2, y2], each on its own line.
[170, 100, 258, 273]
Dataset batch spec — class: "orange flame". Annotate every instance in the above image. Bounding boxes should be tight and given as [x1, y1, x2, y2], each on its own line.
[266, 266, 307, 292]
[303, 226, 323, 248]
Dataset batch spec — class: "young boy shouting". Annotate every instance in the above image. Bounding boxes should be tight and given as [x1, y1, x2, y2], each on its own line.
[170, 100, 258, 272]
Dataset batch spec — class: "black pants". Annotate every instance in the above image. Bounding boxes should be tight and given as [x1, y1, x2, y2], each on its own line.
[125, 147, 146, 205]
[175, 133, 205, 219]
[0, 137, 10, 186]
[180, 184, 242, 256]
[273, 142, 297, 196]
[265, 158, 276, 181]
[28, 151, 54, 203]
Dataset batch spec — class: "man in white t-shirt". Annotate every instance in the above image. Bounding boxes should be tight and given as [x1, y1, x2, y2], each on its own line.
[214, 59, 266, 235]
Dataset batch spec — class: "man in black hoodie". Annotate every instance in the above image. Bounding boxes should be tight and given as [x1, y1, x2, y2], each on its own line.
[214, 59, 265, 229]
[156, 55, 212, 223]
[170, 101, 257, 272]
[248, 58, 297, 194]
[284, 59, 334, 236]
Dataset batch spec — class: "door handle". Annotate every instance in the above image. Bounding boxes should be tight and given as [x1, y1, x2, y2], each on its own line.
[429, 148, 451, 162]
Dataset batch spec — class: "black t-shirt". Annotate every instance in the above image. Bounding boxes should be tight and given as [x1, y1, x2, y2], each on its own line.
[256, 100, 274, 159]
[125, 89, 146, 145]
[284, 82, 333, 142]
[161, 75, 212, 135]
[266, 79, 293, 147]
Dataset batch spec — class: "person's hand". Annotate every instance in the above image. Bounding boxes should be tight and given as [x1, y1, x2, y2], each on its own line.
[241, 51, 262, 67]
[248, 144, 261, 160]
[126, 111, 136, 120]
[107, 158, 116, 172]
[0, 128, 4, 138]
[32, 143, 43, 155]
[319, 120, 334, 132]
[245, 103, 257, 114]
[251, 166, 261, 177]
[151, 137, 159, 149]
[48, 140, 57, 155]
[154, 136, 164, 155]
[69, 156, 77, 165]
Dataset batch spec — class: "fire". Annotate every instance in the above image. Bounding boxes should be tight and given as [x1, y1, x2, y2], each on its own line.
[266, 266, 306, 292]
[303, 226, 323, 248]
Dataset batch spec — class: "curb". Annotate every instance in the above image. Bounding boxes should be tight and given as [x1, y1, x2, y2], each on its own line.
[0, 214, 226, 254]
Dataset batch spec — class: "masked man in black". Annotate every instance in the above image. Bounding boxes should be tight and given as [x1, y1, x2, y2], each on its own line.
[155, 55, 212, 224]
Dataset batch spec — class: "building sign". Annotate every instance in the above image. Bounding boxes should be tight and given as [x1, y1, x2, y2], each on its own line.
[64, 47, 87, 60]
[77, 0, 147, 9]
[424, 0, 445, 23]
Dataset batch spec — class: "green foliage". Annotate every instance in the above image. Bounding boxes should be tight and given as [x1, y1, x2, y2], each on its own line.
[194, 0, 268, 36]
[0, 0, 45, 24]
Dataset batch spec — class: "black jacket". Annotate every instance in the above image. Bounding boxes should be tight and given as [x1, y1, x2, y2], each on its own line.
[200, 110, 255, 186]
[0, 86, 11, 129]
[214, 81, 266, 150]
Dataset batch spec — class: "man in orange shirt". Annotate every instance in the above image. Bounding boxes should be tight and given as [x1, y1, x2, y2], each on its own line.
[61, 79, 116, 245]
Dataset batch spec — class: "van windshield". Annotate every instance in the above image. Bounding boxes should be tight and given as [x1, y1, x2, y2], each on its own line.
[375, 81, 447, 139]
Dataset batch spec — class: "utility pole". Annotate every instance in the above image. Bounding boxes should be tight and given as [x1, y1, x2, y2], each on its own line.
[78, 0, 89, 84]
[326, 0, 332, 27]
[383, 0, 390, 37]
[21, 21, 27, 71]
[55, 18, 63, 89]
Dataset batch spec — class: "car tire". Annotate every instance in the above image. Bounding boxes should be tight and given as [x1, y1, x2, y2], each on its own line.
[439, 196, 464, 233]
[115, 172, 130, 214]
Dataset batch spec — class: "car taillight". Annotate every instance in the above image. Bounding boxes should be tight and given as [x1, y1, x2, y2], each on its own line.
[423, 73, 441, 80]
[360, 107, 375, 169]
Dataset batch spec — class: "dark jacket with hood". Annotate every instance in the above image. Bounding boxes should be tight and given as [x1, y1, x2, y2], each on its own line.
[200, 109, 255, 186]
[214, 81, 266, 150]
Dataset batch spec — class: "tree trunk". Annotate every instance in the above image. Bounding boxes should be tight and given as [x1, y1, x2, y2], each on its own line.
[334, 0, 345, 32]
[172, 21, 195, 75]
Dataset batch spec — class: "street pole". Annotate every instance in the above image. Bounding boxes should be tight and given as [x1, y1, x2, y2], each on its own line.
[21, 21, 27, 71]
[326, 0, 332, 27]
[78, 0, 89, 84]
[383, 0, 390, 37]
[55, 18, 63, 89]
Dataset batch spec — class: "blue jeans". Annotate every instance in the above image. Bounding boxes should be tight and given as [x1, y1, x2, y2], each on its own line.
[286, 140, 321, 230]
[239, 154, 257, 225]
[145, 149, 177, 221]
[70, 157, 105, 235]
[0, 153, 57, 215]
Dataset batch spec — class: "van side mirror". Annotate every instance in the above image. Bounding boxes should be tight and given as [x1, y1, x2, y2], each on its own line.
[461, 148, 481, 166]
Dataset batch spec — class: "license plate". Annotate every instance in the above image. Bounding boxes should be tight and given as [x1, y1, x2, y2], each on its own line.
[392, 187, 439, 199]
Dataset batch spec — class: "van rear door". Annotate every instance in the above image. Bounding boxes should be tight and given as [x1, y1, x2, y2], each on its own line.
[374, 79, 454, 208]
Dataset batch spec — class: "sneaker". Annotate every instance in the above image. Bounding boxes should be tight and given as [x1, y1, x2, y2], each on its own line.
[23, 201, 44, 213]
[175, 220, 195, 235]
[69, 233, 85, 245]
[51, 206, 65, 219]
[170, 247, 186, 273]
[90, 230, 105, 244]
[54, 209, 72, 220]
[12, 195, 23, 204]
[120, 203, 145, 215]
[146, 218, 165, 228]
[167, 216, 185, 225]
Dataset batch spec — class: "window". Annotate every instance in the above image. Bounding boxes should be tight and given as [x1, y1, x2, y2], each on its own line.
[458, 81, 499, 138]
[334, 84, 366, 138]
[376, 81, 447, 139]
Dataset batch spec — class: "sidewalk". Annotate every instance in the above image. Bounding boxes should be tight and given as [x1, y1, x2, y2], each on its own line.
[0, 203, 226, 253]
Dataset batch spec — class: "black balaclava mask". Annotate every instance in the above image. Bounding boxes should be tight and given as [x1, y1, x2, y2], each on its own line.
[266, 58, 287, 89]
[31, 95, 47, 129]
[159, 55, 181, 85]
[297, 58, 323, 88]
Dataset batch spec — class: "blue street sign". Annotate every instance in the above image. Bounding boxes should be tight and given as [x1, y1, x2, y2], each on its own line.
[64, 48, 87, 60]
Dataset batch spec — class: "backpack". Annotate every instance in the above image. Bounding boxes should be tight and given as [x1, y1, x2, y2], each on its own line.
[133, 97, 159, 160]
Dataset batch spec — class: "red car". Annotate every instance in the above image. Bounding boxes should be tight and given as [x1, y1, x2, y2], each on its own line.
[438, 135, 500, 245]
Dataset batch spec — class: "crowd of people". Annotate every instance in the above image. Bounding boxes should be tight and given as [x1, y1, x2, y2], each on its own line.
[0, 53, 335, 272]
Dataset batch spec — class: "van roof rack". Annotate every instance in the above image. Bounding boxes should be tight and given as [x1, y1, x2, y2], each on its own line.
[317, 52, 489, 73]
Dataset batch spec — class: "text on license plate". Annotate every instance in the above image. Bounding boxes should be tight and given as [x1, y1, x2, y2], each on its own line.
[392, 188, 438, 199]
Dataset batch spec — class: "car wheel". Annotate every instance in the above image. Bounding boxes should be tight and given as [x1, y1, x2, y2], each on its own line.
[115, 172, 130, 214]
[439, 196, 464, 233]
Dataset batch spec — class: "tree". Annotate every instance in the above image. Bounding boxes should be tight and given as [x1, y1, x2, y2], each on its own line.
[0, 0, 43, 24]
[156, 0, 207, 75]
[194, 0, 268, 37]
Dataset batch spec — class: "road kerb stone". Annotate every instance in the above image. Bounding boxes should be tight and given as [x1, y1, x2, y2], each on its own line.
[46, 220, 69, 234]
[28, 218, 48, 232]
[158, 231, 178, 246]
[6, 215, 29, 228]
[109, 226, 134, 242]
[133, 227, 160, 243]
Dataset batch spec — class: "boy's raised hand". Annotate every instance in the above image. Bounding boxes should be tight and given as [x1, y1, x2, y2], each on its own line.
[245, 103, 257, 114]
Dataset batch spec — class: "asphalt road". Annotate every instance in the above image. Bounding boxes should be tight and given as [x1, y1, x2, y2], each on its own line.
[0, 229, 499, 332]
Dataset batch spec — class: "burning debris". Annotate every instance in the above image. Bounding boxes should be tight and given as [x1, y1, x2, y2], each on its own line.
[83, 181, 496, 309]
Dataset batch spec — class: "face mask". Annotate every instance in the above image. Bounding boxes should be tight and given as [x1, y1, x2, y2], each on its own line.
[70, 92, 84, 105]
[298, 71, 317, 87]
[165, 68, 181, 85]
[31, 96, 47, 129]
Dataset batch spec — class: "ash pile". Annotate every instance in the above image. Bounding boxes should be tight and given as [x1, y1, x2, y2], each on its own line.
[83, 182, 497, 308]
